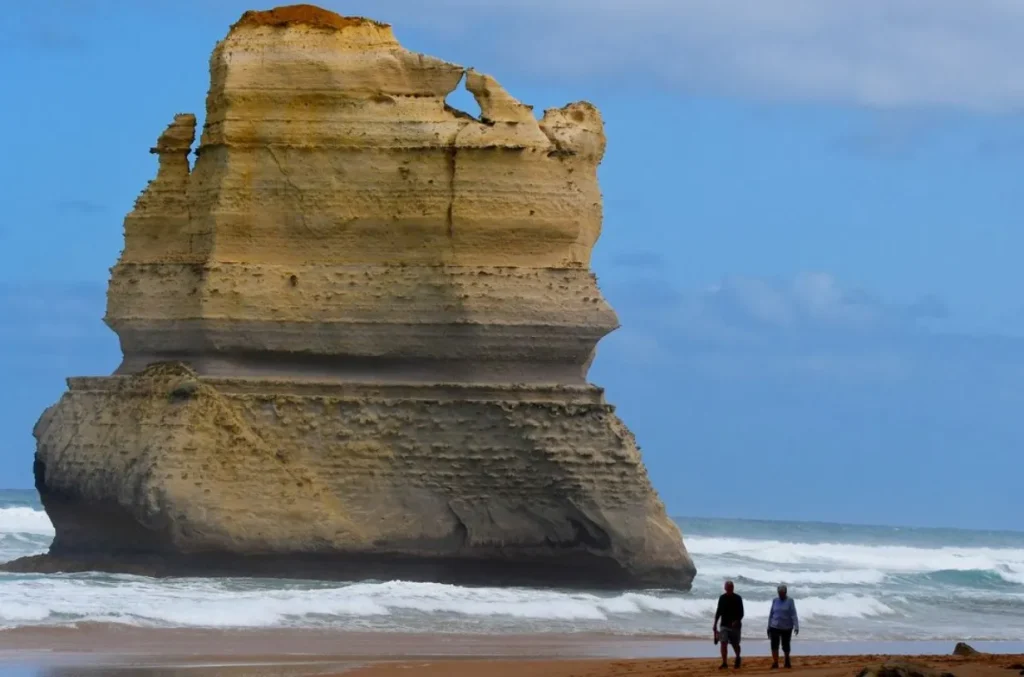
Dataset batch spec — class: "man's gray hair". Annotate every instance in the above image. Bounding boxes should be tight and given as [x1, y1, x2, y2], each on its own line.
[778, 584, 788, 592]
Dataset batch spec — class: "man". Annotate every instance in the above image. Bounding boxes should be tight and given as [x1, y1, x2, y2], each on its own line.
[713, 580, 744, 669]
[767, 584, 799, 669]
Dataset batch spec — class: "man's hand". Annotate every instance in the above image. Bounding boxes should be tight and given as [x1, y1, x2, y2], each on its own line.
[713, 629, 719, 643]
[795, 628, 799, 636]
[767, 627, 771, 638]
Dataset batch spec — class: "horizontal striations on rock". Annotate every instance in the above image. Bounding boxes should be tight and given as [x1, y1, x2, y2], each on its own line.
[109, 6, 615, 381]
[10, 3, 696, 590]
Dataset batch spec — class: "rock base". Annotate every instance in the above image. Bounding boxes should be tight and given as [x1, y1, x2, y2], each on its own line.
[13, 363, 695, 590]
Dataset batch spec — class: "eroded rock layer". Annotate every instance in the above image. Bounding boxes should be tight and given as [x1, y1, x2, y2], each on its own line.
[111, 6, 612, 379]
[14, 364, 689, 587]
[11, 4, 696, 589]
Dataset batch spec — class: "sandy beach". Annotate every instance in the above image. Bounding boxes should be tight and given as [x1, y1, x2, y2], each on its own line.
[345, 654, 1024, 677]
[5, 652, 1024, 677]
[1, 627, 1023, 676]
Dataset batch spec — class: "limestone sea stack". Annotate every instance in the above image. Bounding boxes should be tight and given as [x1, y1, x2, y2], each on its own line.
[6, 4, 696, 589]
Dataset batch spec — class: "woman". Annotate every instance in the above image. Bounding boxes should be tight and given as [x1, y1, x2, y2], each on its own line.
[767, 584, 799, 669]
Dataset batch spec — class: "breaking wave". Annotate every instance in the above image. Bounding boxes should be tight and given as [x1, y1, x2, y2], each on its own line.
[686, 535, 1024, 586]
[0, 578, 897, 630]
[2, 500, 1023, 639]
[0, 507, 53, 537]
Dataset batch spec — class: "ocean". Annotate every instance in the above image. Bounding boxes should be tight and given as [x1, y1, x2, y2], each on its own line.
[2, 489, 1023, 641]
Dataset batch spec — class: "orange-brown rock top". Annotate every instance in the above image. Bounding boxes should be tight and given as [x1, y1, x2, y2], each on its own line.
[231, 4, 388, 32]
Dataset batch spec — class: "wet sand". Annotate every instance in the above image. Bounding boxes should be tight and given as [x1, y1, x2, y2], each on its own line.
[5, 653, 1024, 677]
[346, 655, 1024, 675]
[0, 626, 1021, 677]
[345, 654, 1024, 677]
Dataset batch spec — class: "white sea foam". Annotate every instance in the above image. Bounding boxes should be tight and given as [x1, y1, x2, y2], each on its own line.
[1000, 566, 1024, 585]
[0, 575, 900, 630]
[0, 600, 51, 623]
[695, 564, 887, 586]
[795, 592, 895, 619]
[685, 535, 1024, 577]
[2, 503, 1024, 639]
[0, 507, 54, 536]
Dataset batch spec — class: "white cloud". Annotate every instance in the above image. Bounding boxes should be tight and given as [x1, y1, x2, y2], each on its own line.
[683, 350, 913, 384]
[689, 272, 902, 335]
[353, 0, 1024, 111]
[597, 272, 956, 383]
[606, 272, 948, 343]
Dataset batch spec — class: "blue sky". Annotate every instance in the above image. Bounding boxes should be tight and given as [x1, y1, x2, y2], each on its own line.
[1, 1, 1022, 530]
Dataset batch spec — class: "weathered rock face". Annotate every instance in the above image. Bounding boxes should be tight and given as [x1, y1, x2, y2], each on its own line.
[110, 5, 611, 383]
[11, 4, 696, 589]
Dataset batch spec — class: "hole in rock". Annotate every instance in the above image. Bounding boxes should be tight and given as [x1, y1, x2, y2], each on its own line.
[188, 111, 210, 170]
[444, 71, 481, 120]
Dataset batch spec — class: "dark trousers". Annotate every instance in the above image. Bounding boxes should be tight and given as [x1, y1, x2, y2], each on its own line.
[769, 627, 793, 655]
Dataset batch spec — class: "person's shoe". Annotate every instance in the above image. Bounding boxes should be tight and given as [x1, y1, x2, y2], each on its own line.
[735, 657, 742, 669]
[784, 658, 792, 669]
[771, 662, 779, 670]
[719, 662, 729, 670]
